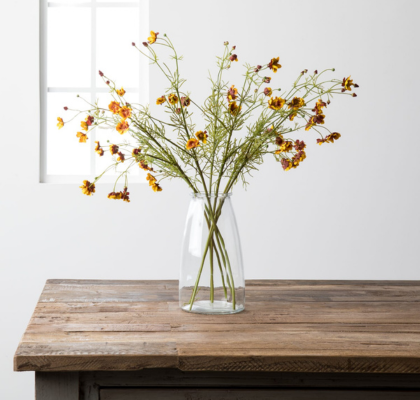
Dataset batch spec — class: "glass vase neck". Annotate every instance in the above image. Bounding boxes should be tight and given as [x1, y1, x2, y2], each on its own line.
[191, 192, 232, 199]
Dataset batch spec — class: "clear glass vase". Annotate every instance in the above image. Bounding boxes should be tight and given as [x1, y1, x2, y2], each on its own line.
[179, 193, 245, 314]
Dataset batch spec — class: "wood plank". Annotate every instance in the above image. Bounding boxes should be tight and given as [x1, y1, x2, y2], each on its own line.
[14, 279, 420, 373]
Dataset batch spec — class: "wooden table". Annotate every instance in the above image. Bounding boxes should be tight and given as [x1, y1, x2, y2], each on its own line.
[14, 280, 420, 399]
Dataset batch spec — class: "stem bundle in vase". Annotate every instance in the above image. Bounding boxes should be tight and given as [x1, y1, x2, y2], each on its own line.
[57, 31, 358, 313]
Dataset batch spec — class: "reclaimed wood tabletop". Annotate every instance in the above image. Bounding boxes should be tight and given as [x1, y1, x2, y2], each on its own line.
[14, 279, 420, 373]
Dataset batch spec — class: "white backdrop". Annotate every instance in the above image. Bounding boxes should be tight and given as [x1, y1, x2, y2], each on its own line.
[1, 0, 420, 398]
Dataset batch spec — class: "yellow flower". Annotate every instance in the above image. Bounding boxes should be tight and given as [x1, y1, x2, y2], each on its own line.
[116, 87, 126, 96]
[109, 101, 121, 114]
[268, 97, 285, 110]
[279, 141, 293, 152]
[108, 192, 122, 200]
[281, 159, 293, 171]
[76, 132, 88, 143]
[117, 151, 125, 163]
[109, 144, 119, 155]
[132, 148, 141, 157]
[287, 97, 305, 110]
[152, 182, 163, 192]
[312, 99, 327, 115]
[146, 173, 162, 192]
[228, 101, 241, 116]
[317, 132, 342, 145]
[263, 87, 272, 97]
[119, 106, 132, 120]
[156, 95, 166, 105]
[80, 180, 95, 196]
[80, 121, 88, 131]
[116, 120, 129, 135]
[57, 117, 64, 129]
[139, 160, 154, 171]
[227, 85, 238, 101]
[342, 76, 354, 91]
[195, 130, 208, 144]
[148, 31, 158, 44]
[181, 97, 191, 107]
[289, 112, 297, 121]
[95, 141, 104, 156]
[168, 93, 179, 105]
[268, 57, 281, 73]
[186, 138, 200, 150]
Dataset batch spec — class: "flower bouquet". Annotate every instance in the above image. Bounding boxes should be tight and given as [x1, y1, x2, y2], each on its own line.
[57, 31, 358, 314]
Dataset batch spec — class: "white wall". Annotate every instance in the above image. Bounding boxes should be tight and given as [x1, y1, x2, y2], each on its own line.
[1, 0, 419, 398]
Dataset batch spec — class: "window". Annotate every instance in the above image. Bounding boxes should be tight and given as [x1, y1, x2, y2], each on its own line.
[40, 0, 149, 183]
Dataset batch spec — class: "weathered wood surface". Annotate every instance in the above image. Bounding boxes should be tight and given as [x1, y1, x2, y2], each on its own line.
[14, 279, 420, 373]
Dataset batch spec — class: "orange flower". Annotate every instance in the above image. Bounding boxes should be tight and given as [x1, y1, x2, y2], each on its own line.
[268, 57, 281, 73]
[186, 138, 200, 150]
[109, 144, 119, 155]
[80, 121, 88, 131]
[229, 54, 238, 62]
[228, 101, 241, 116]
[148, 31, 158, 44]
[168, 93, 179, 105]
[116, 120, 129, 134]
[195, 130, 208, 144]
[116, 87, 126, 96]
[268, 97, 285, 110]
[76, 132, 88, 143]
[117, 151, 125, 163]
[80, 180, 95, 196]
[289, 112, 297, 121]
[139, 160, 154, 171]
[57, 117, 64, 129]
[151, 182, 162, 192]
[119, 106, 132, 120]
[146, 173, 156, 185]
[227, 85, 238, 101]
[95, 141, 104, 156]
[156, 96, 166, 105]
[109, 101, 121, 114]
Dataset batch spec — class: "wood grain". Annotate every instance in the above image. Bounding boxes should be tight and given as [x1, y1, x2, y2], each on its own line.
[14, 279, 420, 373]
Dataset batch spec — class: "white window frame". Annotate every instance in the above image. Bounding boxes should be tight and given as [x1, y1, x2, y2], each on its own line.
[40, 0, 149, 183]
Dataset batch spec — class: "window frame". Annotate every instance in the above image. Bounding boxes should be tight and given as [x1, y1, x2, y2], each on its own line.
[40, 0, 149, 183]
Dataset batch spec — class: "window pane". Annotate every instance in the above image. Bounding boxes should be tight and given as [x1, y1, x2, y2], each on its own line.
[47, 93, 91, 175]
[48, 7, 91, 87]
[96, 8, 139, 87]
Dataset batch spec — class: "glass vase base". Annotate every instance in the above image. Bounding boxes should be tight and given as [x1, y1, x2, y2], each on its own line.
[181, 300, 245, 315]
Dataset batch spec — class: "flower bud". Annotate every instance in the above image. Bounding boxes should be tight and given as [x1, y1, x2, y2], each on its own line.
[99, 70, 104, 77]
[64, 106, 68, 111]
[355, 83, 359, 88]
[224, 41, 229, 45]
[314, 70, 318, 74]
[232, 45, 236, 50]
[106, 80, 110, 85]
[332, 68, 335, 71]
[352, 93, 357, 97]
[142, 42, 148, 47]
